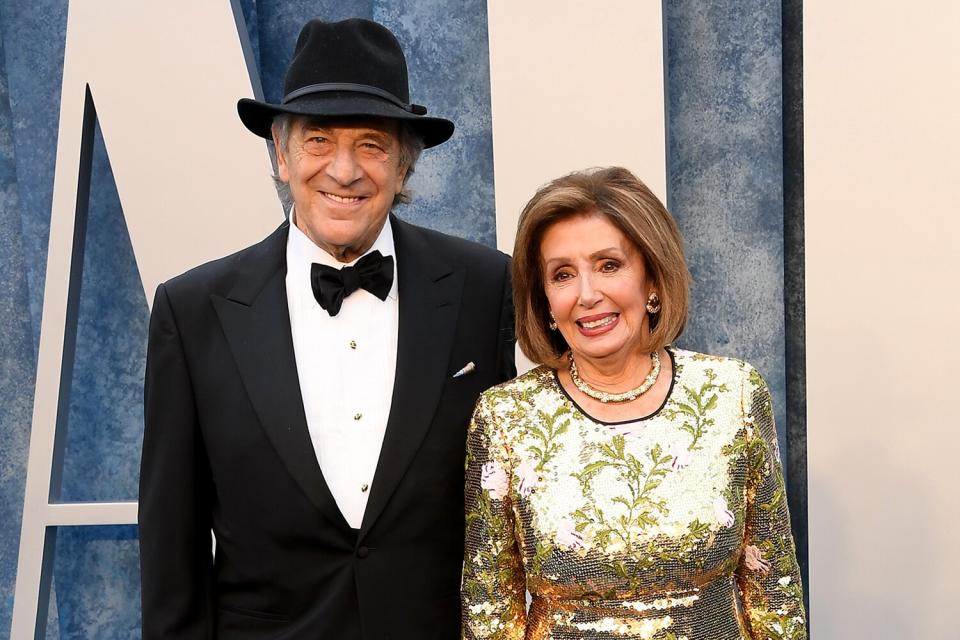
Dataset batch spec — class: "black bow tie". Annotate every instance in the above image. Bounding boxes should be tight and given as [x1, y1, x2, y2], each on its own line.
[310, 250, 394, 316]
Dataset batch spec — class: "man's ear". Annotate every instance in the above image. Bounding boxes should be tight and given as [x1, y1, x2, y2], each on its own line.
[272, 128, 290, 182]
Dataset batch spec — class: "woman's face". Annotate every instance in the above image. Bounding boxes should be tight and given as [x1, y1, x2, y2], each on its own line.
[540, 212, 654, 364]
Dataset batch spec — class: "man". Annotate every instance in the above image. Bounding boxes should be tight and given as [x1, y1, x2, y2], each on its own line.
[139, 18, 515, 639]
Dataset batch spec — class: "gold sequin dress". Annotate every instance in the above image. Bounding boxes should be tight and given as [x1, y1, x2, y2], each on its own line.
[462, 348, 806, 639]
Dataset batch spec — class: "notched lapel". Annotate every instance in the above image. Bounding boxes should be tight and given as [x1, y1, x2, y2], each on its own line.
[212, 226, 349, 532]
[361, 219, 465, 534]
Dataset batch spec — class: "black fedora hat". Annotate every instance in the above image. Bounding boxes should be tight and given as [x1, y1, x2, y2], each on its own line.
[238, 18, 454, 148]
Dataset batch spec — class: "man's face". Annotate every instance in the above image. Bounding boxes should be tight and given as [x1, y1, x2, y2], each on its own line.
[275, 118, 408, 262]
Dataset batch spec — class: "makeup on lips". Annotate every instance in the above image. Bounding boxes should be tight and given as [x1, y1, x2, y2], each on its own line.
[576, 312, 620, 336]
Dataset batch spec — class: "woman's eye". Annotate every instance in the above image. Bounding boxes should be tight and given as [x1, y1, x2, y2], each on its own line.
[600, 260, 620, 272]
[553, 271, 572, 282]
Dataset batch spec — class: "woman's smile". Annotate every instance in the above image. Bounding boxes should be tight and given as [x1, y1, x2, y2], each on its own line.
[576, 312, 620, 335]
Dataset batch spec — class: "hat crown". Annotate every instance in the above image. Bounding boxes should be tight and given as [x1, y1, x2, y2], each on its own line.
[236, 17, 454, 147]
[283, 18, 411, 104]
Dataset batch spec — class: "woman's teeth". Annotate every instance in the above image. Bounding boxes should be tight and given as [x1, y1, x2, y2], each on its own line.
[580, 314, 617, 329]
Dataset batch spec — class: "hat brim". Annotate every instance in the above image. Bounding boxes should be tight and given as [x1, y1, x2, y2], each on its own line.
[237, 93, 454, 149]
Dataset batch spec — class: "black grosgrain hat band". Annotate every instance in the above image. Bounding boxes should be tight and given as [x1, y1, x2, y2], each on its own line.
[283, 83, 429, 116]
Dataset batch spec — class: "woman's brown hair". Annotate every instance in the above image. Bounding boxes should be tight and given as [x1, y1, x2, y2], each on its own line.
[512, 167, 691, 368]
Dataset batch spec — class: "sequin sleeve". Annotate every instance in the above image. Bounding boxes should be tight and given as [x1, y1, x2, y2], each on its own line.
[462, 392, 527, 639]
[736, 368, 807, 639]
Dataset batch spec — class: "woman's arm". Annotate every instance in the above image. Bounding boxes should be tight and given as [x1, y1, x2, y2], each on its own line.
[462, 393, 526, 639]
[735, 367, 807, 640]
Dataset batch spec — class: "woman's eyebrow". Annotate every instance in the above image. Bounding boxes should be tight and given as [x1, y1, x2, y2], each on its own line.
[588, 247, 622, 260]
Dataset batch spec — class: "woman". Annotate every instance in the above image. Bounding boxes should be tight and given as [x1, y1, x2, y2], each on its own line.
[462, 167, 806, 639]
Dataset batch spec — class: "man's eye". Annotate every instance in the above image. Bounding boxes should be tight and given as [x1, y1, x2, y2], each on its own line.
[302, 137, 329, 154]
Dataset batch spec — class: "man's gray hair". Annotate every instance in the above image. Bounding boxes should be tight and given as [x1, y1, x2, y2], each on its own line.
[270, 114, 425, 214]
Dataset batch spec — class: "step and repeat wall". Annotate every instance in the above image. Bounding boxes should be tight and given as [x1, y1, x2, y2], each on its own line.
[3, 1, 799, 637]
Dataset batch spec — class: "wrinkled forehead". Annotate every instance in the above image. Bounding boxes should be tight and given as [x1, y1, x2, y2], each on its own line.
[292, 115, 401, 139]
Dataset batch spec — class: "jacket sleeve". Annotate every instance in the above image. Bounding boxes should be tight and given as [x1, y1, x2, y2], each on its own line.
[495, 258, 517, 384]
[139, 283, 214, 639]
[735, 368, 807, 639]
[461, 393, 526, 639]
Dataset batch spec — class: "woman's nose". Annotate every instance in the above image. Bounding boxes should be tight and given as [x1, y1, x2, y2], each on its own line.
[577, 273, 602, 307]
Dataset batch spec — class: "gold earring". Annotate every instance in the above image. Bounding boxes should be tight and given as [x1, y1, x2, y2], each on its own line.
[646, 292, 661, 314]
[548, 311, 558, 331]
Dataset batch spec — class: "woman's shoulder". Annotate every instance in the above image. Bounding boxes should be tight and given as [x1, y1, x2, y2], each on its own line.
[474, 365, 559, 413]
[670, 346, 766, 389]
[482, 364, 556, 397]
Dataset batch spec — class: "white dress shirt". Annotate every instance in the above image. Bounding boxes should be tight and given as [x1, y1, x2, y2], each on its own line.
[285, 216, 398, 528]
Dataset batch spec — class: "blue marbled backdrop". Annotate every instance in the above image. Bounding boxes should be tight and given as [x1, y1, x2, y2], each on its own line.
[0, 18, 38, 637]
[666, 1, 787, 445]
[0, 2, 790, 637]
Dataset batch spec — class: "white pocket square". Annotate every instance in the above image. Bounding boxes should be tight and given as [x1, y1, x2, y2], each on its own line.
[452, 361, 476, 378]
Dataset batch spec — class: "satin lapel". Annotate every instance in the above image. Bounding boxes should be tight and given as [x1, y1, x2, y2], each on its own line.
[211, 222, 350, 531]
[360, 217, 464, 534]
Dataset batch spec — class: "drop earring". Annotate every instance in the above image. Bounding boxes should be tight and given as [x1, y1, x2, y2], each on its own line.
[646, 292, 661, 314]
[548, 311, 558, 331]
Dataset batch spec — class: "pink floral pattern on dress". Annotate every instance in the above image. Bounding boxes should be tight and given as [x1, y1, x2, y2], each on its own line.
[744, 544, 771, 574]
[670, 443, 692, 470]
[480, 461, 509, 500]
[554, 518, 585, 550]
[515, 460, 539, 497]
[713, 497, 735, 528]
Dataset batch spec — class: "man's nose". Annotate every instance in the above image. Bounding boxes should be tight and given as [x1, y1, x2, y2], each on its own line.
[325, 146, 362, 185]
[577, 273, 602, 308]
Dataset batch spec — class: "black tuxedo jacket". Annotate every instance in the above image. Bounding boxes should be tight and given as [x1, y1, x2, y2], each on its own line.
[139, 216, 515, 639]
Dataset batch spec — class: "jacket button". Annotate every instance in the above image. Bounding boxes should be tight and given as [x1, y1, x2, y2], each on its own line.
[356, 546, 369, 559]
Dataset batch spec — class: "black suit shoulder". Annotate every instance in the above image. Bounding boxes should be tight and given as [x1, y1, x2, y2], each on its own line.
[392, 215, 509, 274]
[399, 218, 506, 259]
[159, 222, 287, 307]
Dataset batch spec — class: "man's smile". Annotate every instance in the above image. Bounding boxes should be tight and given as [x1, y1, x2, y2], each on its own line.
[320, 191, 365, 205]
